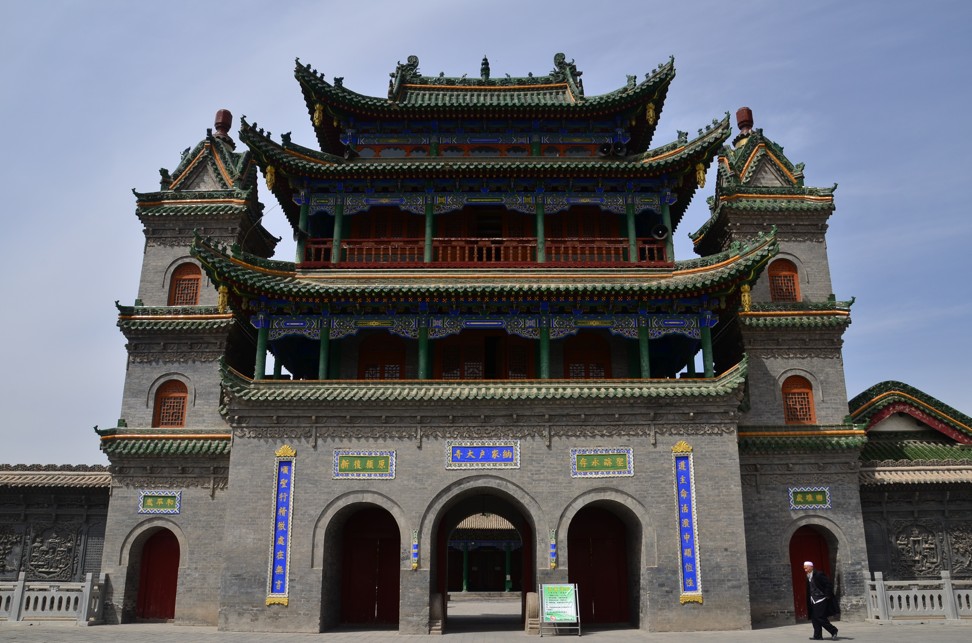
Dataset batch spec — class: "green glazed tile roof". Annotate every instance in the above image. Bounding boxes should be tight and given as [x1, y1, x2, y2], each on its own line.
[116, 304, 234, 333]
[240, 113, 729, 180]
[96, 427, 231, 457]
[861, 439, 972, 464]
[102, 438, 231, 457]
[222, 357, 747, 405]
[296, 54, 675, 117]
[239, 113, 726, 231]
[192, 229, 776, 302]
[849, 380, 972, 441]
[739, 303, 853, 329]
[160, 134, 257, 192]
[737, 424, 867, 454]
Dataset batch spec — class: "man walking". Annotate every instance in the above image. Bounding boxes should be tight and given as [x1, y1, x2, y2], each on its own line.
[804, 561, 838, 640]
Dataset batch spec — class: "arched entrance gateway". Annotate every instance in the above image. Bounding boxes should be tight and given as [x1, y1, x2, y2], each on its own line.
[567, 503, 641, 627]
[133, 528, 180, 620]
[431, 490, 535, 633]
[320, 504, 401, 630]
[789, 525, 837, 621]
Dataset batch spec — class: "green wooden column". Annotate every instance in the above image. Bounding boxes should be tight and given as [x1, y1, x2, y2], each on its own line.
[296, 192, 309, 263]
[535, 199, 546, 263]
[539, 317, 551, 380]
[504, 546, 512, 592]
[701, 324, 714, 378]
[686, 352, 697, 377]
[254, 317, 268, 381]
[424, 200, 434, 263]
[317, 322, 330, 380]
[273, 357, 282, 379]
[462, 546, 469, 592]
[418, 324, 430, 379]
[330, 200, 344, 264]
[661, 199, 674, 261]
[626, 201, 638, 262]
[638, 319, 651, 378]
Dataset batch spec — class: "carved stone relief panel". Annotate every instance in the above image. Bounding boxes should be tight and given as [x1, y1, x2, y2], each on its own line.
[947, 523, 972, 577]
[0, 524, 26, 579]
[892, 521, 944, 578]
[25, 523, 81, 581]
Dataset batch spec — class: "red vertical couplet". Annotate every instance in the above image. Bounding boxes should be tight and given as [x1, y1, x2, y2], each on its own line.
[136, 529, 180, 620]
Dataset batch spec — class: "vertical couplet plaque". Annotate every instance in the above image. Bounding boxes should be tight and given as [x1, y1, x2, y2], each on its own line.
[266, 444, 296, 606]
[672, 440, 702, 604]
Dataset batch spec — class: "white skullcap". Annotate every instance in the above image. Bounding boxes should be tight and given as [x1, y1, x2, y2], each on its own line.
[803, 561, 814, 567]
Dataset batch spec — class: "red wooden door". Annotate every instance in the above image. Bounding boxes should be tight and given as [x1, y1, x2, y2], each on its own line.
[568, 506, 629, 624]
[789, 526, 832, 620]
[136, 529, 179, 620]
[340, 508, 400, 625]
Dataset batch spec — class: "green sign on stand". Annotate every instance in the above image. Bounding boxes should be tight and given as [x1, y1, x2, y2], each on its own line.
[539, 583, 581, 635]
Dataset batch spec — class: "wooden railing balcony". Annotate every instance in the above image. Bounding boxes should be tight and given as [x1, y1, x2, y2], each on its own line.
[301, 237, 668, 268]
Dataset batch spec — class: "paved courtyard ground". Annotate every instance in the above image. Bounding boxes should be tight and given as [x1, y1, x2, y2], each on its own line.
[1, 597, 969, 642]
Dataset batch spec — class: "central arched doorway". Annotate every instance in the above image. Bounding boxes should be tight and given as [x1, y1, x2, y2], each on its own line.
[432, 491, 535, 633]
[340, 507, 400, 625]
[567, 505, 633, 625]
[135, 528, 180, 620]
[789, 525, 835, 621]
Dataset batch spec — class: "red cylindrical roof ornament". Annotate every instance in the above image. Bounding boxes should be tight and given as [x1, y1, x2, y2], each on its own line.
[736, 106, 753, 135]
[215, 109, 233, 136]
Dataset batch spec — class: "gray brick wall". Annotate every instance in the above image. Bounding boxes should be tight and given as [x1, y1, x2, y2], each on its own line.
[216, 395, 752, 633]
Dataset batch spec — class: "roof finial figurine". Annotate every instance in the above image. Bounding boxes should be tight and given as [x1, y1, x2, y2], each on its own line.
[481, 55, 490, 81]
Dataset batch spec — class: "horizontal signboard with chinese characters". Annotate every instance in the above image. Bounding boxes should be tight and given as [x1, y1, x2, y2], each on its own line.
[570, 447, 634, 477]
[789, 486, 831, 510]
[333, 450, 396, 479]
[446, 440, 520, 469]
[138, 490, 181, 514]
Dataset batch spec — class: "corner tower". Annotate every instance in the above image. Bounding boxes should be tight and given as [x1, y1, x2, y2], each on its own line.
[692, 108, 868, 624]
[97, 111, 276, 624]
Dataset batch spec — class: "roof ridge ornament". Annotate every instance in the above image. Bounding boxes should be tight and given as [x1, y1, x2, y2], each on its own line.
[388, 55, 421, 100]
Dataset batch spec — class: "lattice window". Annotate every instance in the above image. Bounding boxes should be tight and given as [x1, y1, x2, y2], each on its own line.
[564, 334, 610, 379]
[357, 335, 405, 380]
[768, 259, 800, 302]
[168, 263, 201, 306]
[153, 380, 188, 428]
[508, 346, 529, 379]
[782, 375, 816, 424]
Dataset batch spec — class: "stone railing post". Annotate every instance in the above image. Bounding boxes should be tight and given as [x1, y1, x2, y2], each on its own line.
[873, 571, 889, 620]
[10, 572, 26, 622]
[78, 573, 94, 625]
[941, 571, 959, 620]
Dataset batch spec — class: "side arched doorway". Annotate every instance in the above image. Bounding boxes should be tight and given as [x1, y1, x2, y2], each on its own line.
[567, 504, 634, 625]
[789, 525, 834, 620]
[135, 529, 180, 620]
[340, 507, 401, 625]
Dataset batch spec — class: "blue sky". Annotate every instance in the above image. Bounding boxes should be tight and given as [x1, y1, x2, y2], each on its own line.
[1, 0, 969, 464]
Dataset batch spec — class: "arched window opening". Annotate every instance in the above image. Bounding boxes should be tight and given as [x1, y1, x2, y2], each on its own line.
[153, 380, 188, 428]
[168, 263, 201, 306]
[782, 375, 816, 425]
[768, 259, 800, 302]
[358, 335, 405, 380]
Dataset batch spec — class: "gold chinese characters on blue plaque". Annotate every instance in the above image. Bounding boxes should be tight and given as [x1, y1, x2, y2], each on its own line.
[266, 445, 295, 606]
[672, 441, 702, 604]
[446, 440, 519, 469]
